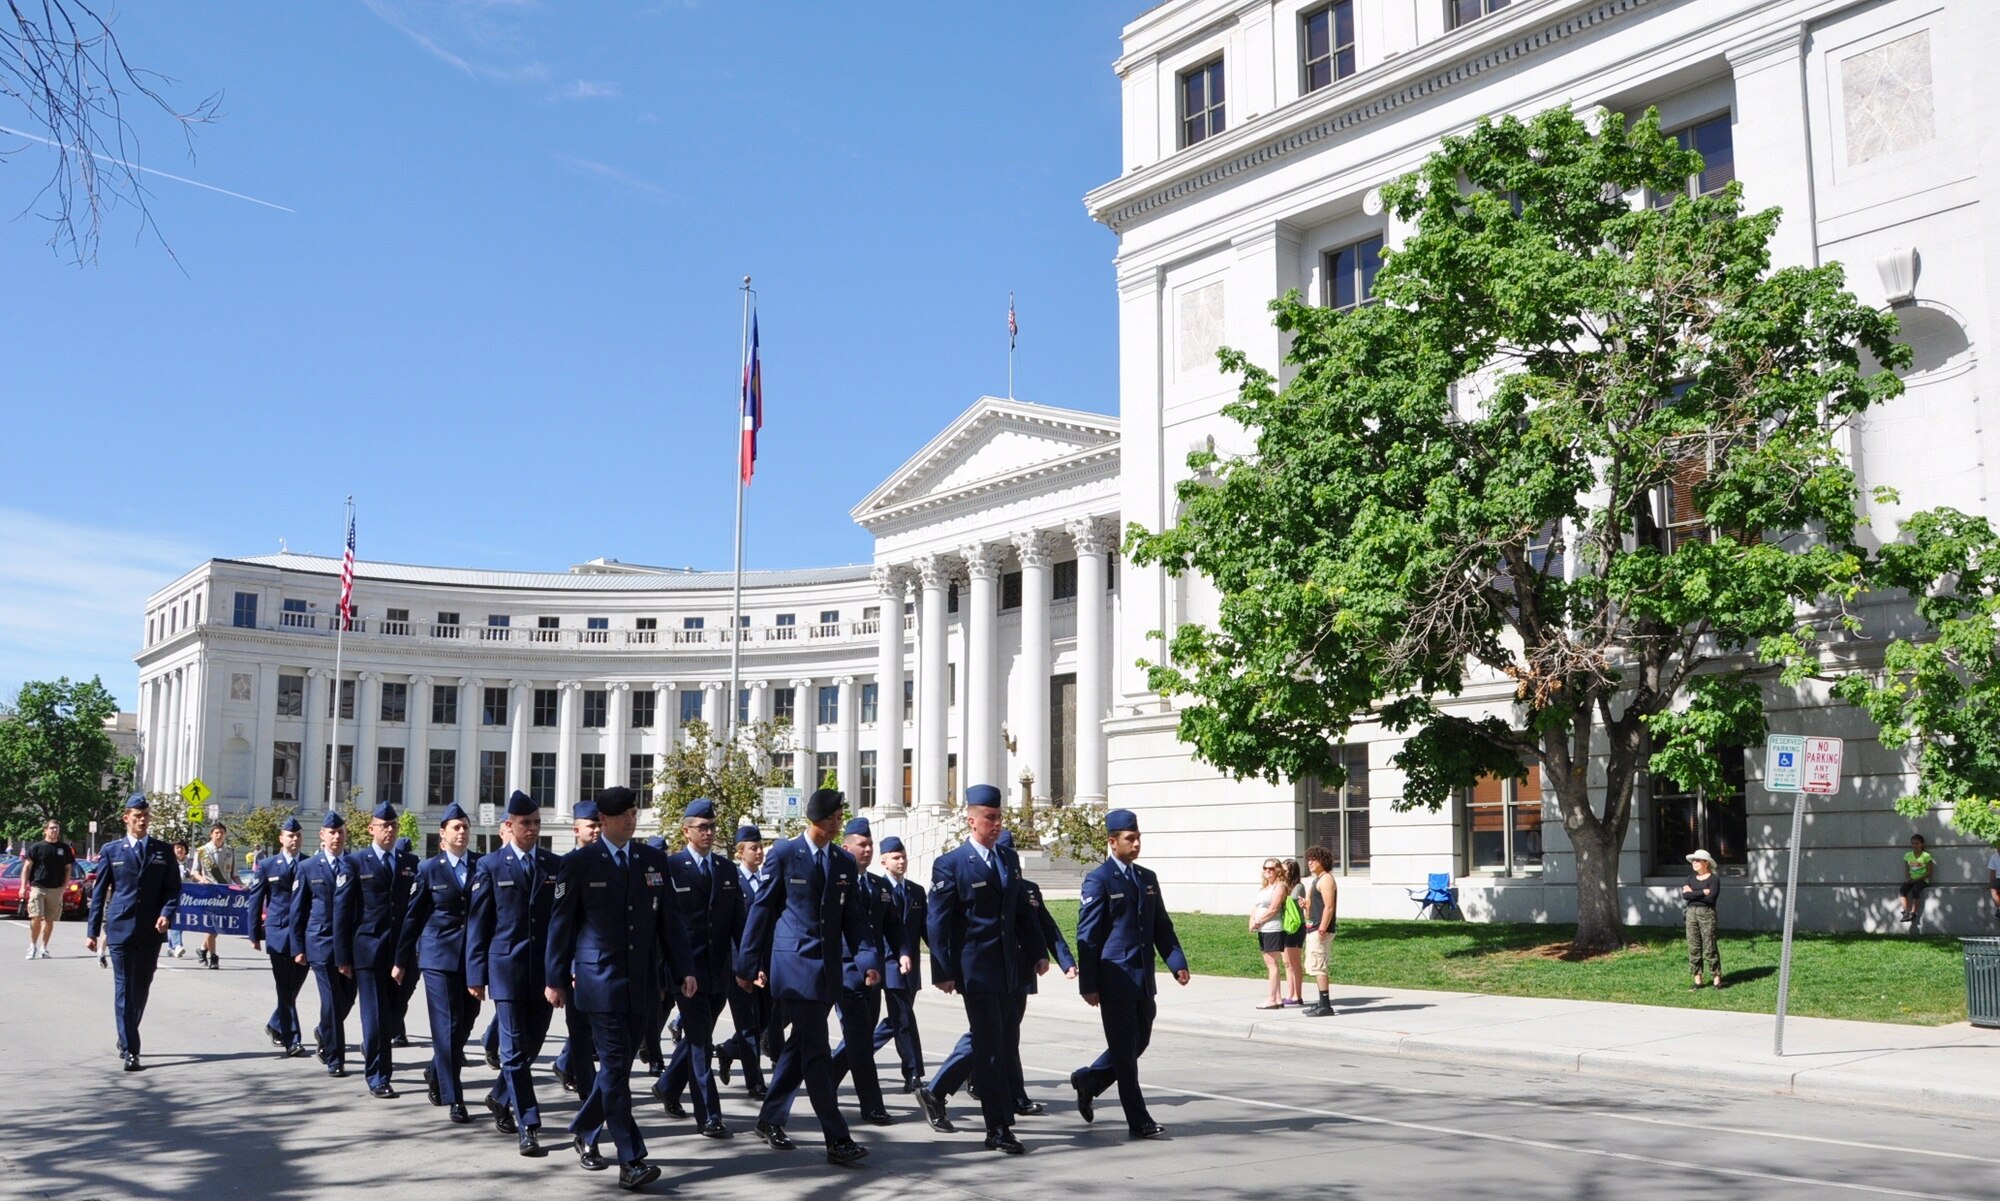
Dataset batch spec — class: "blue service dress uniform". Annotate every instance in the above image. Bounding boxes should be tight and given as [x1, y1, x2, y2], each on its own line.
[932, 874, 1072, 1105]
[546, 837, 696, 1165]
[248, 849, 311, 1051]
[87, 833, 181, 1060]
[926, 836, 1035, 1134]
[824, 867, 905, 1116]
[335, 841, 416, 1091]
[1073, 856, 1189, 1133]
[871, 872, 928, 1085]
[467, 841, 563, 1133]
[398, 849, 481, 1106]
[735, 835, 879, 1139]
[653, 846, 746, 1124]
[295, 847, 357, 1071]
[387, 839, 423, 1044]
[716, 861, 771, 1094]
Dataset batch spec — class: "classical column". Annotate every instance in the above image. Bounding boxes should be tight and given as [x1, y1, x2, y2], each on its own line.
[871, 565, 908, 814]
[915, 554, 952, 811]
[507, 680, 531, 798]
[253, 664, 279, 807]
[703, 682, 725, 767]
[789, 676, 817, 783]
[165, 668, 184, 791]
[407, 675, 432, 812]
[1069, 517, 1115, 807]
[836, 675, 859, 807]
[303, 668, 329, 810]
[606, 682, 629, 791]
[1013, 531, 1055, 803]
[959, 542, 1003, 792]
[556, 680, 582, 820]
[653, 683, 676, 765]
[354, 672, 381, 806]
[749, 679, 770, 727]
[456, 678, 482, 811]
[183, 661, 206, 794]
[137, 678, 156, 792]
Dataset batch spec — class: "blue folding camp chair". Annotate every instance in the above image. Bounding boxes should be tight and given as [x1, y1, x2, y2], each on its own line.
[1407, 872, 1462, 920]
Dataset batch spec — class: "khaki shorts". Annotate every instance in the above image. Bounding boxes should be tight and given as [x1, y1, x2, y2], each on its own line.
[1305, 929, 1333, 976]
[25, 885, 66, 920]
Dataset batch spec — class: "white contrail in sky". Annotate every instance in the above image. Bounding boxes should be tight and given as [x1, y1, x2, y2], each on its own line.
[0, 123, 295, 213]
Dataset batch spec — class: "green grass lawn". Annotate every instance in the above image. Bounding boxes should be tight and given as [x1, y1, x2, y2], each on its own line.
[1040, 900, 1970, 1025]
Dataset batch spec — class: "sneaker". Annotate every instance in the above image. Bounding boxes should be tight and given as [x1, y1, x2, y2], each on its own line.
[38, 946, 51, 960]
[24, 946, 35, 960]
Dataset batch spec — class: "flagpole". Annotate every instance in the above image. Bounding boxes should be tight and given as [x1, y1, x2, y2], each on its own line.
[726, 278, 753, 749]
[1007, 291, 1015, 400]
[326, 495, 352, 812]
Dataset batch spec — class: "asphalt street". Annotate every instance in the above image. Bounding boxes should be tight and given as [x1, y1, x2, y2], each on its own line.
[3, 941, 1995, 1201]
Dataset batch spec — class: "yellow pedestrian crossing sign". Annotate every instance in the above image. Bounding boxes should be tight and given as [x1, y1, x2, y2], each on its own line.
[182, 778, 211, 823]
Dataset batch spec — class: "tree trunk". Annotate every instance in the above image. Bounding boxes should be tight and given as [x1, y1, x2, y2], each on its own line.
[1568, 818, 1627, 955]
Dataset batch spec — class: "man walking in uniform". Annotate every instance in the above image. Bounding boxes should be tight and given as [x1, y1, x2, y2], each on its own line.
[1071, 808, 1188, 1140]
[871, 834, 927, 1093]
[735, 788, 877, 1165]
[295, 811, 355, 1077]
[552, 798, 603, 1098]
[398, 803, 481, 1123]
[248, 816, 311, 1058]
[714, 823, 770, 1100]
[547, 785, 697, 1189]
[652, 798, 743, 1138]
[335, 801, 416, 1098]
[826, 816, 902, 1126]
[85, 795, 181, 1071]
[388, 836, 423, 1047]
[467, 791, 563, 1156]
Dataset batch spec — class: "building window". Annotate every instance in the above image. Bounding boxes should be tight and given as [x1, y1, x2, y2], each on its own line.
[1179, 57, 1226, 148]
[903, 680, 914, 723]
[376, 747, 405, 806]
[533, 688, 559, 728]
[774, 613, 797, 640]
[428, 749, 456, 809]
[1053, 559, 1079, 601]
[1448, 0, 1511, 30]
[1651, 749, 1748, 872]
[1301, 1, 1356, 93]
[327, 679, 354, 721]
[1463, 762, 1544, 876]
[582, 689, 607, 729]
[485, 614, 511, 642]
[817, 685, 839, 727]
[535, 616, 560, 644]
[434, 611, 460, 638]
[902, 749, 913, 806]
[379, 682, 407, 723]
[324, 744, 355, 802]
[1001, 571, 1023, 610]
[529, 753, 557, 807]
[1301, 744, 1370, 874]
[583, 617, 609, 644]
[431, 683, 459, 726]
[272, 741, 301, 802]
[579, 753, 606, 801]
[859, 750, 878, 809]
[737, 688, 751, 726]
[232, 591, 258, 629]
[1658, 428, 1749, 552]
[479, 751, 507, 807]
[629, 753, 655, 799]
[947, 582, 960, 614]
[276, 674, 304, 718]
[815, 751, 838, 788]
[772, 686, 797, 725]
[948, 665, 957, 707]
[383, 607, 410, 636]
[679, 690, 704, 726]
[1652, 114, 1735, 207]
[1324, 235, 1384, 311]
[631, 690, 656, 729]
[683, 616, 705, 630]
[771, 752, 794, 788]
[634, 617, 658, 644]
[860, 682, 879, 725]
[482, 687, 509, 727]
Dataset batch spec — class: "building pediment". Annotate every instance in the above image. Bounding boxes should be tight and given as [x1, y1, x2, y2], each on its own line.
[851, 396, 1119, 529]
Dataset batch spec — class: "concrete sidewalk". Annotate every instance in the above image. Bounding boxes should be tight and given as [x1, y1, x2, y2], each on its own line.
[1006, 972, 2000, 1118]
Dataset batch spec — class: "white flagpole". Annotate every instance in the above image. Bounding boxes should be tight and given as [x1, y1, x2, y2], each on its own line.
[726, 278, 753, 748]
[1008, 292, 1016, 400]
[325, 495, 352, 812]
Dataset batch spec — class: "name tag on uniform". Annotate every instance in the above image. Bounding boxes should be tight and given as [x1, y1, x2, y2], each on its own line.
[971, 880, 988, 889]
[588, 881, 608, 888]
[789, 877, 808, 885]
[1109, 891, 1128, 900]
[432, 885, 450, 894]
[497, 880, 517, 888]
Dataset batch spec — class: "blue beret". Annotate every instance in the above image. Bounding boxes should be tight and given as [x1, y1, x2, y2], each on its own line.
[965, 784, 1002, 809]
[806, 788, 844, 822]
[878, 835, 904, 854]
[124, 794, 149, 811]
[321, 811, 346, 830]
[996, 829, 1015, 850]
[843, 817, 871, 838]
[573, 800, 599, 822]
[684, 798, 716, 821]
[505, 791, 538, 817]
[596, 786, 637, 817]
[371, 802, 398, 823]
[439, 802, 470, 826]
[735, 824, 763, 845]
[279, 816, 303, 834]
[1106, 808, 1138, 833]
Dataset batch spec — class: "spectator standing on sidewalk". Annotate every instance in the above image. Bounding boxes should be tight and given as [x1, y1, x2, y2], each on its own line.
[22, 819, 76, 960]
[191, 822, 231, 968]
[1281, 859, 1307, 1008]
[1250, 860, 1286, 1009]
[1899, 834, 1936, 925]
[1302, 847, 1339, 1016]
[166, 841, 192, 959]
[1682, 850, 1722, 990]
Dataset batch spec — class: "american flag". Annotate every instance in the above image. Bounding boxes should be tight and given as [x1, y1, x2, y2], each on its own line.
[741, 313, 763, 484]
[1008, 293, 1018, 350]
[337, 509, 356, 631]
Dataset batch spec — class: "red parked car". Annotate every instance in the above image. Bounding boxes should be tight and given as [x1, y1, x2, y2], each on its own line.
[0, 859, 89, 919]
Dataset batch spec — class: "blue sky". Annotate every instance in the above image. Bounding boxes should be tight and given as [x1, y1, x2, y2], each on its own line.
[0, 0, 1136, 707]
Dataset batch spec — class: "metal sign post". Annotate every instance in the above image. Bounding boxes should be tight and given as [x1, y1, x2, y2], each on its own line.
[1769, 735, 1842, 1056]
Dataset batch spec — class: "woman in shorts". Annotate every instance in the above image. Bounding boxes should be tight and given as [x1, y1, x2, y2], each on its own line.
[1250, 859, 1288, 1009]
[1281, 859, 1307, 1007]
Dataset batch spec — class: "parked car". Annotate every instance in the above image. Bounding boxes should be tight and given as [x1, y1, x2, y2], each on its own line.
[1, 859, 93, 920]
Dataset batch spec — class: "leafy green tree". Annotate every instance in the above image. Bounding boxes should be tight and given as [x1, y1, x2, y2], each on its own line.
[1128, 106, 1907, 954]
[655, 719, 791, 851]
[0, 677, 126, 841]
[238, 804, 299, 858]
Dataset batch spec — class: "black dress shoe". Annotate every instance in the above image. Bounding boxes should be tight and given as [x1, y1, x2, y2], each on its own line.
[861, 1108, 894, 1126]
[286, 1044, 309, 1059]
[518, 1127, 545, 1157]
[915, 1086, 954, 1133]
[572, 1134, 609, 1171]
[716, 1049, 733, 1086]
[746, 1083, 769, 1101]
[327, 1066, 347, 1078]
[553, 1065, 575, 1094]
[984, 1129, 1025, 1155]
[266, 1023, 285, 1048]
[754, 1121, 795, 1151]
[658, 1095, 688, 1120]
[370, 1084, 397, 1099]
[1014, 1100, 1046, 1117]
[484, 1046, 501, 1070]
[902, 1075, 922, 1093]
[698, 1119, 731, 1139]
[423, 1066, 441, 1106]
[1071, 1072, 1093, 1124]
[826, 1137, 868, 1166]
[122, 1054, 142, 1072]
[486, 1096, 516, 1135]
[617, 1160, 661, 1191]
[1131, 1122, 1168, 1140]
[448, 1102, 470, 1125]
[392, 1035, 411, 1048]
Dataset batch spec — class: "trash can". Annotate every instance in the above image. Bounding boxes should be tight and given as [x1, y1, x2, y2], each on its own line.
[1963, 938, 2000, 1028]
